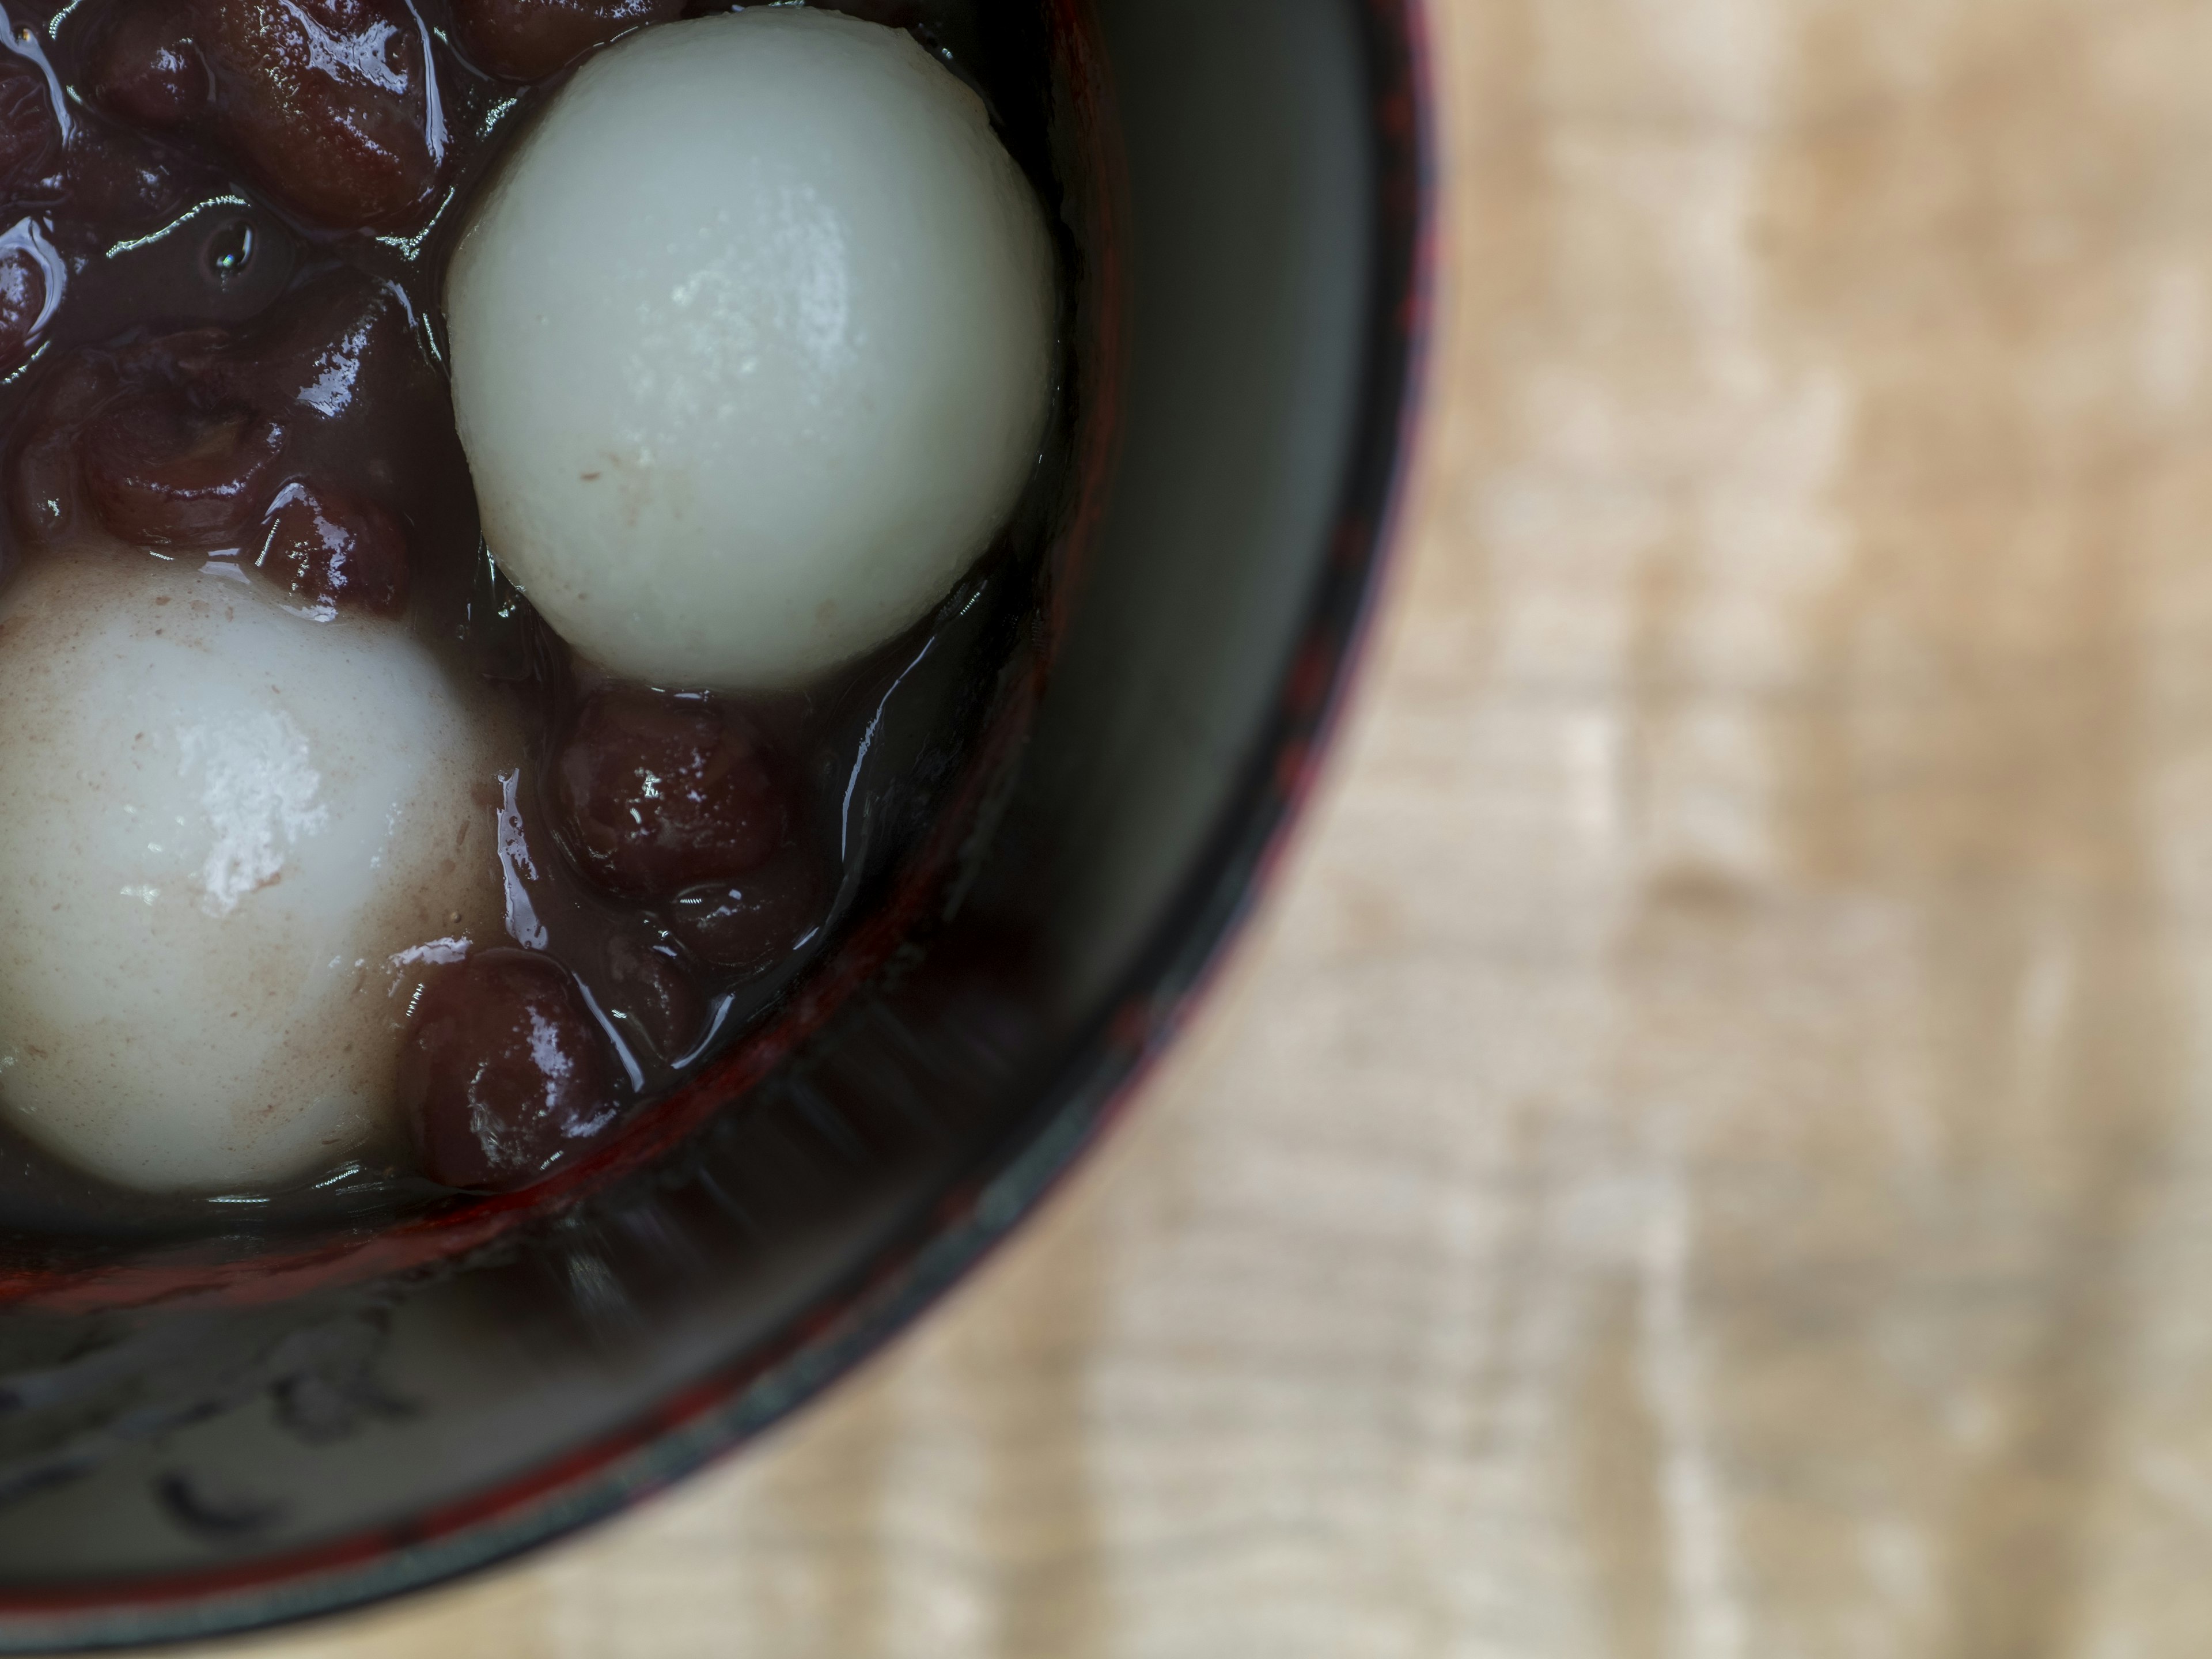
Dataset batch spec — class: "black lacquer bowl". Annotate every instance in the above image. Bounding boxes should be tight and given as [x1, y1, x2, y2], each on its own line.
[0, 0, 1429, 1645]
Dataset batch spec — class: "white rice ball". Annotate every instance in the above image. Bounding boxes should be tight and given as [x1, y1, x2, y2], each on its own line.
[0, 558, 502, 1194]
[446, 7, 1057, 691]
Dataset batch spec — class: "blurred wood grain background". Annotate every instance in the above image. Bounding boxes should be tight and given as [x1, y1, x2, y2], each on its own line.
[199, 0, 2212, 1653]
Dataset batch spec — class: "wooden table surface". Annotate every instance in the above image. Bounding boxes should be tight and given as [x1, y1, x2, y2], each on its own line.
[201, 2, 2212, 1653]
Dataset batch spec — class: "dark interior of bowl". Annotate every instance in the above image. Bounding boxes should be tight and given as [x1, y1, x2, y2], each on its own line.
[0, 0, 1423, 1645]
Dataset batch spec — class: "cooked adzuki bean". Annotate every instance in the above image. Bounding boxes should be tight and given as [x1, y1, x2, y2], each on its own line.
[450, 0, 684, 82]
[399, 949, 615, 1191]
[63, 118, 208, 228]
[207, 275, 439, 450]
[78, 384, 286, 549]
[550, 688, 792, 900]
[0, 52, 60, 197]
[601, 933, 705, 1062]
[9, 354, 116, 547]
[7, 272, 434, 593]
[665, 847, 826, 978]
[88, 0, 443, 229]
[255, 476, 409, 616]
[85, 2, 210, 128]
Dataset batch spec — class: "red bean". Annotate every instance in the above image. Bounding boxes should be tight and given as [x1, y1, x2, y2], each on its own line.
[63, 118, 203, 227]
[5, 269, 445, 560]
[665, 847, 825, 977]
[253, 477, 410, 616]
[84, 2, 211, 128]
[211, 0, 442, 228]
[104, 0, 443, 230]
[550, 688, 791, 900]
[603, 934, 704, 1061]
[6, 353, 120, 549]
[78, 385, 286, 550]
[399, 949, 615, 1191]
[450, 0, 683, 82]
[0, 52, 61, 196]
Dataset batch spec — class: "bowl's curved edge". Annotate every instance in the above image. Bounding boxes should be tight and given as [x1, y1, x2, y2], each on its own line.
[0, 0, 1436, 1645]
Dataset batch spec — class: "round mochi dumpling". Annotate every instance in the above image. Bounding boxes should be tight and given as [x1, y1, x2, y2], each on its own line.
[446, 7, 1056, 691]
[0, 558, 503, 1195]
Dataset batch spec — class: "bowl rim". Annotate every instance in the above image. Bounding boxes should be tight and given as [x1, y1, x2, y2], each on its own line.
[0, 0, 1436, 1643]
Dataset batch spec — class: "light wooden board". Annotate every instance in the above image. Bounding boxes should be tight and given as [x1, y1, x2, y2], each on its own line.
[200, 1, 2212, 1653]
